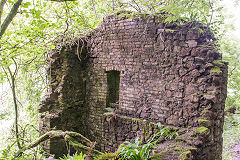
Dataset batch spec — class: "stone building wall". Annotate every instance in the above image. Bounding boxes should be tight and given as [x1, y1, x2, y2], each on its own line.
[39, 12, 228, 159]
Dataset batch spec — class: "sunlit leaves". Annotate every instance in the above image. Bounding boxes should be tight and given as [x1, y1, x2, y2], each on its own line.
[30, 9, 41, 19]
[221, 38, 240, 110]
[21, 2, 31, 8]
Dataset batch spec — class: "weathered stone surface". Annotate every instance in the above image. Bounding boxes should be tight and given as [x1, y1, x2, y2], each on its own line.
[39, 12, 228, 160]
[187, 40, 198, 47]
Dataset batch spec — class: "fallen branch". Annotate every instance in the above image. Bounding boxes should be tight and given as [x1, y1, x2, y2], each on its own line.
[15, 130, 103, 158]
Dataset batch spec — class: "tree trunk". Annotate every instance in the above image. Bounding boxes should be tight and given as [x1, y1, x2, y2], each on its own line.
[0, 0, 23, 39]
[7, 66, 21, 150]
[0, 0, 7, 26]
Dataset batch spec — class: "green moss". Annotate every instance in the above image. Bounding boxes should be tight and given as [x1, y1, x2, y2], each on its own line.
[177, 130, 185, 135]
[142, 121, 151, 140]
[187, 136, 196, 140]
[213, 60, 223, 65]
[113, 10, 168, 22]
[112, 115, 181, 141]
[165, 28, 177, 33]
[131, 117, 140, 123]
[105, 107, 114, 113]
[201, 109, 209, 116]
[115, 10, 135, 19]
[193, 93, 201, 96]
[113, 10, 149, 20]
[203, 94, 213, 97]
[117, 115, 156, 140]
[155, 16, 166, 23]
[174, 146, 182, 151]
[193, 127, 209, 135]
[182, 151, 191, 160]
[197, 119, 209, 124]
[211, 66, 222, 74]
[151, 143, 196, 160]
[103, 112, 113, 116]
[172, 127, 178, 131]
[97, 152, 118, 160]
[150, 149, 169, 160]
[187, 147, 197, 151]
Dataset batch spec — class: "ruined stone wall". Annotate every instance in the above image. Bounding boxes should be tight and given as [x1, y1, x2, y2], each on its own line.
[39, 42, 90, 157]
[39, 12, 228, 159]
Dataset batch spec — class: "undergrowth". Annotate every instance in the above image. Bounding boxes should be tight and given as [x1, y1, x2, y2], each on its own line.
[0, 122, 179, 160]
[223, 113, 240, 160]
[60, 153, 86, 160]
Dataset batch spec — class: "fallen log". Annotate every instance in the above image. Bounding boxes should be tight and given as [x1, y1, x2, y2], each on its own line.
[15, 130, 103, 158]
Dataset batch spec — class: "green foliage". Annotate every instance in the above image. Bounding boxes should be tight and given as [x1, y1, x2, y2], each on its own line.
[60, 152, 86, 160]
[117, 137, 155, 160]
[211, 66, 222, 74]
[112, 0, 223, 32]
[182, 150, 191, 160]
[193, 127, 209, 135]
[94, 152, 118, 160]
[155, 123, 179, 140]
[117, 123, 179, 160]
[197, 119, 209, 124]
[221, 38, 240, 111]
[0, 111, 9, 120]
[0, 124, 46, 159]
[223, 115, 240, 160]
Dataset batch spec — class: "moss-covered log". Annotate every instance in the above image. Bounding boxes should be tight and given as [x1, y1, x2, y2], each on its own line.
[15, 130, 103, 157]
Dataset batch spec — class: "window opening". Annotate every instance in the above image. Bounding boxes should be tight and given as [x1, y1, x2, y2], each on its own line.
[106, 70, 120, 108]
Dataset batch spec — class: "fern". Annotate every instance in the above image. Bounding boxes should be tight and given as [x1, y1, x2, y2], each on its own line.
[59, 152, 86, 160]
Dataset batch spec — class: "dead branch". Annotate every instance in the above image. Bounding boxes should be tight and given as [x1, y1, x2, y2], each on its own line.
[15, 130, 103, 157]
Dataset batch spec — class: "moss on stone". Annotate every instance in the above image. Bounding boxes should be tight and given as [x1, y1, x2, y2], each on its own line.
[150, 149, 169, 160]
[187, 147, 197, 151]
[193, 127, 208, 135]
[115, 10, 135, 19]
[197, 119, 209, 124]
[174, 146, 182, 151]
[103, 112, 114, 116]
[172, 127, 178, 131]
[213, 60, 223, 65]
[177, 129, 185, 135]
[201, 109, 209, 115]
[112, 10, 167, 22]
[150, 144, 196, 160]
[187, 136, 196, 140]
[113, 10, 150, 20]
[182, 150, 191, 160]
[203, 94, 213, 97]
[211, 66, 222, 74]
[131, 117, 140, 123]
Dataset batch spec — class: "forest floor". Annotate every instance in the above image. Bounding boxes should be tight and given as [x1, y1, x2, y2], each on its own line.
[223, 112, 240, 160]
[232, 143, 240, 160]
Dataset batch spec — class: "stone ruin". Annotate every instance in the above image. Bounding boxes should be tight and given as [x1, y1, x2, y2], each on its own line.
[39, 12, 228, 159]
